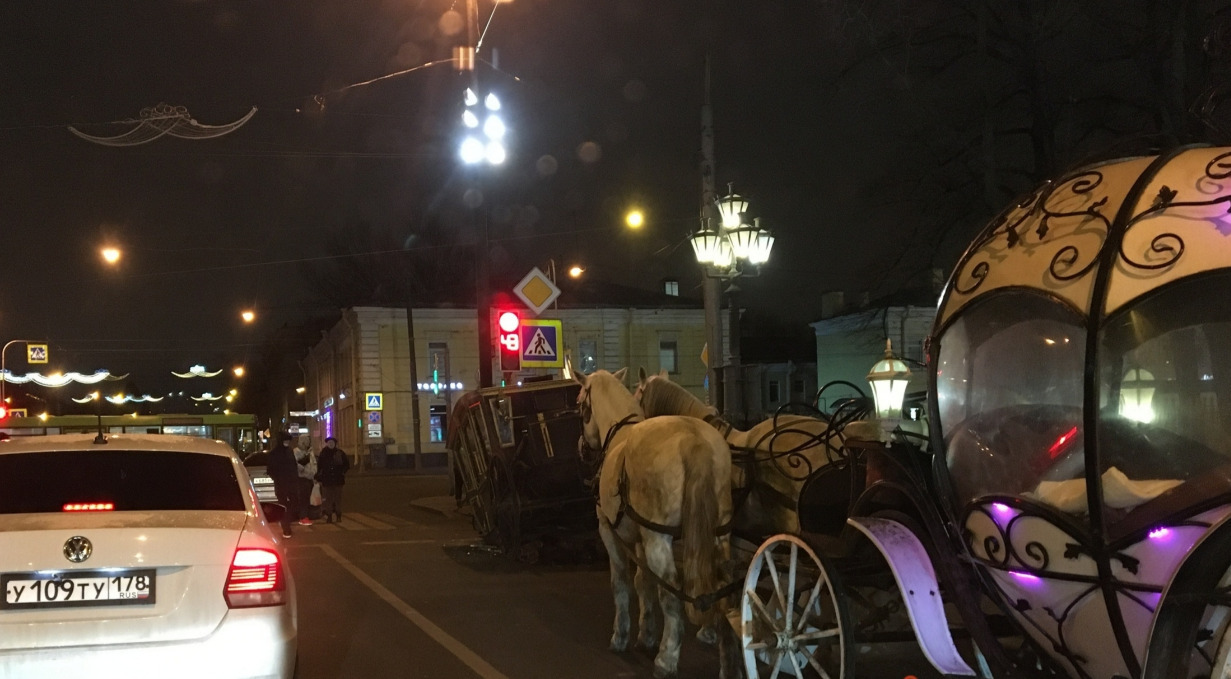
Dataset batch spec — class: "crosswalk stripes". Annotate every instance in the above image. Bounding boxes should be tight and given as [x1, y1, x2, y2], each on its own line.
[301, 512, 397, 532]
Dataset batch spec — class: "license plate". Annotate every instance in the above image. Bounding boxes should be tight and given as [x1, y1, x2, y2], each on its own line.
[1, 569, 157, 610]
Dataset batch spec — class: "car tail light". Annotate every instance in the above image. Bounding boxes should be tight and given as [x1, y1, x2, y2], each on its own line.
[224, 547, 286, 608]
[63, 502, 114, 512]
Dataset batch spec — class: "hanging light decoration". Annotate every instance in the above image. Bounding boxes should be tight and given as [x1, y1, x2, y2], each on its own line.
[172, 365, 223, 378]
[867, 339, 912, 444]
[1, 370, 127, 387]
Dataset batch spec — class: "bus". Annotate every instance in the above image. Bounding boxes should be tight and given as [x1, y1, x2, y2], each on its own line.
[0, 413, 259, 456]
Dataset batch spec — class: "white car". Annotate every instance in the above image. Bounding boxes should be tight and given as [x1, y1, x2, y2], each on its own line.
[0, 433, 297, 678]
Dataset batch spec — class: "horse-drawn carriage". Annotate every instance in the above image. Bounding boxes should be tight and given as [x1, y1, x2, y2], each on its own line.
[447, 378, 597, 559]
[576, 147, 1231, 679]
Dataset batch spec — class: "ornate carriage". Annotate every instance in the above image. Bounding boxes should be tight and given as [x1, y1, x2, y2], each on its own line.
[740, 146, 1231, 678]
[447, 378, 597, 559]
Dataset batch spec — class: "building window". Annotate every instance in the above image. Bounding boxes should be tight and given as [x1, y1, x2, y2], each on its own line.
[663, 280, 679, 296]
[428, 342, 449, 385]
[769, 380, 781, 402]
[579, 338, 598, 373]
[660, 341, 679, 374]
[791, 379, 804, 399]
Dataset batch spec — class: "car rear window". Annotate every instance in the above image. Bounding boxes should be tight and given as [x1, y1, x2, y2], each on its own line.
[0, 450, 245, 514]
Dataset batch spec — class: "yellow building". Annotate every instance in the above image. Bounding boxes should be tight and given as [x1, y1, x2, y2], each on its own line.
[302, 305, 720, 470]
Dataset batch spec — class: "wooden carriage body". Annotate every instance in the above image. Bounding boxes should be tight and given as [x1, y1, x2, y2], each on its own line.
[447, 378, 597, 555]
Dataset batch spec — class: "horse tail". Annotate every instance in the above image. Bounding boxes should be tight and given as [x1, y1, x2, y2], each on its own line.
[681, 446, 722, 628]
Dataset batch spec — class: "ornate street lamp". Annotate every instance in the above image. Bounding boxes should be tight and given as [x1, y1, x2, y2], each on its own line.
[690, 187, 775, 277]
[690, 185, 776, 421]
[867, 339, 911, 443]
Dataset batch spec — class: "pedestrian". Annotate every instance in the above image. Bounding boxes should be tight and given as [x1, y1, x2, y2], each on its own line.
[315, 436, 351, 523]
[294, 435, 317, 525]
[266, 432, 299, 539]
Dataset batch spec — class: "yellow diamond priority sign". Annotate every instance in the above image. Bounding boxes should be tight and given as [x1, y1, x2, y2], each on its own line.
[513, 267, 561, 316]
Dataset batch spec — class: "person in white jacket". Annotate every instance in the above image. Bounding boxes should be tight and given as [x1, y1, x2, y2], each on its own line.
[294, 436, 317, 525]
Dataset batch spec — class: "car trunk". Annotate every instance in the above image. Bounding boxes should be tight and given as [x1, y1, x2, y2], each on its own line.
[0, 511, 247, 650]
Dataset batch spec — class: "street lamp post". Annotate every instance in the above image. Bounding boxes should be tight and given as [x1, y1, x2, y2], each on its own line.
[458, 85, 507, 389]
[0, 339, 44, 410]
[690, 187, 775, 422]
[866, 339, 912, 444]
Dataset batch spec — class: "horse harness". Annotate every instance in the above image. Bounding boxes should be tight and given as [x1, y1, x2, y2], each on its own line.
[702, 413, 800, 514]
[581, 398, 740, 612]
[580, 389, 733, 540]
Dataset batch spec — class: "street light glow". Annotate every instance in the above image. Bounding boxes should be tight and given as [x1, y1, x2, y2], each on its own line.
[625, 210, 645, 229]
[568, 265, 585, 278]
[241, 310, 255, 323]
[233, 366, 245, 378]
[485, 141, 507, 165]
[101, 247, 121, 265]
[483, 115, 505, 140]
[460, 137, 485, 164]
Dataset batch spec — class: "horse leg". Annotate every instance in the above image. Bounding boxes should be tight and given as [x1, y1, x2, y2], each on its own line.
[597, 516, 633, 652]
[633, 543, 661, 650]
[641, 530, 683, 679]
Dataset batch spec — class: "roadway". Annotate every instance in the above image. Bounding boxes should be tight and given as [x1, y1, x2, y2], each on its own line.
[289, 473, 942, 679]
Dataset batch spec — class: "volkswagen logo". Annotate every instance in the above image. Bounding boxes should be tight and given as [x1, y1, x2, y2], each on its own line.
[63, 536, 92, 563]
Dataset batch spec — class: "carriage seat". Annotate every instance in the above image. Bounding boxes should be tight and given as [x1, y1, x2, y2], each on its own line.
[1027, 466, 1181, 514]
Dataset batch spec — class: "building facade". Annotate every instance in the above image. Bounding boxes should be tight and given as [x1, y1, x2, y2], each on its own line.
[302, 306, 720, 470]
[810, 306, 934, 408]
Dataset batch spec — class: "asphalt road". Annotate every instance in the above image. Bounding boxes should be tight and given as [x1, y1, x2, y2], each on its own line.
[287, 473, 944, 679]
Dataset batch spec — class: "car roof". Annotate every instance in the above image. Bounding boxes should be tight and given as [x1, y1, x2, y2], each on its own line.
[0, 433, 238, 457]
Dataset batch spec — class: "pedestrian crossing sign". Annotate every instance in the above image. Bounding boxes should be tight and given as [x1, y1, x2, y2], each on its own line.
[519, 319, 563, 368]
[26, 344, 48, 364]
[365, 393, 383, 411]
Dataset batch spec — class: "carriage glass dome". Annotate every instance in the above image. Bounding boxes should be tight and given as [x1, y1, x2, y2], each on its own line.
[937, 291, 1086, 511]
[1095, 272, 1231, 525]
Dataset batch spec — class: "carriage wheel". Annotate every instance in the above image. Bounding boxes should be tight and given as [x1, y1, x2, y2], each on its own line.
[741, 534, 852, 678]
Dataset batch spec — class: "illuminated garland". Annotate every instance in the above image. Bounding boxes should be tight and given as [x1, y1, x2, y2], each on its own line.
[1, 370, 127, 386]
[172, 365, 223, 378]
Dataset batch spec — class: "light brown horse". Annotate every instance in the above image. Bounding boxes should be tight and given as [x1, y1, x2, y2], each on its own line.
[636, 368, 842, 539]
[576, 368, 740, 679]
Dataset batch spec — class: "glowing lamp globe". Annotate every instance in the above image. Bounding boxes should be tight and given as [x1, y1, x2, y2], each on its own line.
[867, 339, 911, 442]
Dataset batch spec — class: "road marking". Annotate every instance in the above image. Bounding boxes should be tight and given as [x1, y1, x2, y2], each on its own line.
[359, 539, 436, 545]
[368, 511, 416, 526]
[339, 512, 394, 530]
[319, 544, 510, 679]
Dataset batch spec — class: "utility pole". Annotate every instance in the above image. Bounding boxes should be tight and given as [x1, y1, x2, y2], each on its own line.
[700, 59, 724, 411]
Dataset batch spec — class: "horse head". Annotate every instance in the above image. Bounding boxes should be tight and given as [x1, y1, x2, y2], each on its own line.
[635, 367, 717, 420]
[573, 367, 634, 452]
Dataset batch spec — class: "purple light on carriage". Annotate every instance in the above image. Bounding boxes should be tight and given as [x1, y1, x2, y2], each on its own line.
[991, 502, 1013, 518]
[1148, 527, 1170, 539]
[1009, 570, 1040, 583]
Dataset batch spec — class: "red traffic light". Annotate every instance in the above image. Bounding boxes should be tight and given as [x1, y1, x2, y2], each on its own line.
[498, 311, 520, 333]
[497, 310, 521, 372]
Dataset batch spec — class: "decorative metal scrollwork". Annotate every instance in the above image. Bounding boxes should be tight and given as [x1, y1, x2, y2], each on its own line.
[954, 170, 1111, 295]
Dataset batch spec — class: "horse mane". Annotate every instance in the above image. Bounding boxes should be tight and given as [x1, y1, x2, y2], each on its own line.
[641, 376, 715, 419]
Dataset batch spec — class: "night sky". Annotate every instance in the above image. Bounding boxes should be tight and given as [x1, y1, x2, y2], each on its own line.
[1, 1, 1223, 402]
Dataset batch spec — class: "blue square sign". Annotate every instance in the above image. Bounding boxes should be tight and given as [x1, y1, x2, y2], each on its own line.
[520, 319, 563, 368]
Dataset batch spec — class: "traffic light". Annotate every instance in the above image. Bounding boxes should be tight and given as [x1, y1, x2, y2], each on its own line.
[497, 310, 521, 372]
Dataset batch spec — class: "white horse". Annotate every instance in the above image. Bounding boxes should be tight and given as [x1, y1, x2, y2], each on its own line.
[635, 368, 843, 539]
[576, 368, 741, 679]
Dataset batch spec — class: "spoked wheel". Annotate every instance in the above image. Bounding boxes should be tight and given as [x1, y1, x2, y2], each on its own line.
[741, 534, 852, 678]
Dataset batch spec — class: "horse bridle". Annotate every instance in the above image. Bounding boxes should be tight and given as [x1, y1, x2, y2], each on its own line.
[578, 385, 639, 454]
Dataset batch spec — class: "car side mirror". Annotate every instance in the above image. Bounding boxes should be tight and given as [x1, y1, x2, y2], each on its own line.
[260, 502, 287, 524]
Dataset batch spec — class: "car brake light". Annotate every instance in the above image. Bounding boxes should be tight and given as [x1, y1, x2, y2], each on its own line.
[63, 503, 114, 512]
[224, 547, 286, 608]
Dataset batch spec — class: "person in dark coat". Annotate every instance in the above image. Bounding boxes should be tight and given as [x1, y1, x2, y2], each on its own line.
[266, 432, 299, 538]
[315, 437, 351, 523]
